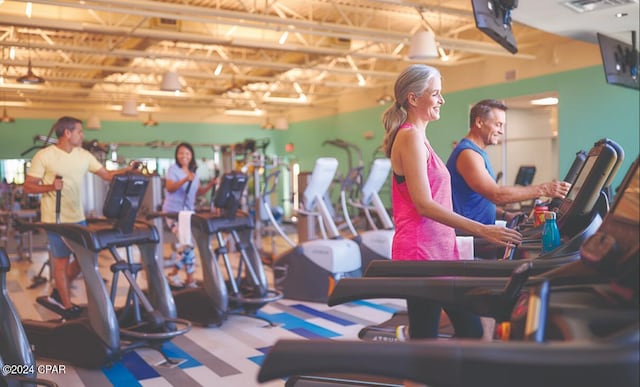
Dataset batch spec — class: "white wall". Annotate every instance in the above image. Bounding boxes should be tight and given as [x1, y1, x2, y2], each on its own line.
[486, 106, 559, 186]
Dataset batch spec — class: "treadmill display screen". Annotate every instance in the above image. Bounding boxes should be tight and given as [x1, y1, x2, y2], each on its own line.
[566, 156, 597, 202]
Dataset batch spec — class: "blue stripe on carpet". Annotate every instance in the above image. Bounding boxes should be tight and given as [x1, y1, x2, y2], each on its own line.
[289, 326, 333, 339]
[351, 299, 399, 314]
[262, 312, 341, 338]
[289, 304, 355, 326]
[102, 360, 142, 386]
[256, 346, 272, 355]
[248, 354, 265, 366]
[161, 341, 202, 369]
[120, 351, 160, 380]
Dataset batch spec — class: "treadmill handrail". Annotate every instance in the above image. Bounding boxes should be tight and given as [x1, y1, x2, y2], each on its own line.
[257, 332, 639, 387]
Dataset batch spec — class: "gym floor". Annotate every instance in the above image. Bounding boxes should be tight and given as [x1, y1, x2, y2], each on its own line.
[3, 227, 404, 387]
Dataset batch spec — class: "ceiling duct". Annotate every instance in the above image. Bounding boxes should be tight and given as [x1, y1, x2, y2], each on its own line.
[563, 0, 637, 13]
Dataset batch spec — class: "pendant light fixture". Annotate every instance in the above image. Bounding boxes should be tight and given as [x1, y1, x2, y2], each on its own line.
[143, 113, 158, 127]
[0, 48, 15, 123]
[17, 36, 45, 84]
[376, 87, 393, 105]
[261, 118, 274, 130]
[86, 113, 101, 130]
[160, 71, 182, 91]
[121, 98, 138, 116]
[408, 30, 439, 60]
[1, 106, 15, 123]
[224, 76, 243, 94]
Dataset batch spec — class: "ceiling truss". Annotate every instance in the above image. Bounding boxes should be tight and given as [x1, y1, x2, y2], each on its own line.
[0, 0, 541, 120]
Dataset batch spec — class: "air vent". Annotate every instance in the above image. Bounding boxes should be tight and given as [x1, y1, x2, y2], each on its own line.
[563, 0, 638, 13]
[150, 17, 182, 31]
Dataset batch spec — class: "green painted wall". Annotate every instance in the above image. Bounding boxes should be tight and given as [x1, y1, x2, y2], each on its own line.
[0, 119, 283, 160]
[288, 65, 639, 191]
[2, 65, 637, 191]
[435, 65, 639, 191]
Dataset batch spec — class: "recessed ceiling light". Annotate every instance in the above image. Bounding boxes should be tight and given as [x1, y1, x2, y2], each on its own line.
[530, 97, 559, 106]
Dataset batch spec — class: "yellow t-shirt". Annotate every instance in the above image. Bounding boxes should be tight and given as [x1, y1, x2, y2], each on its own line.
[27, 145, 103, 223]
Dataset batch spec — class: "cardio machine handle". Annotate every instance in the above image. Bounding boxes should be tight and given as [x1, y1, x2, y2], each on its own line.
[55, 175, 62, 224]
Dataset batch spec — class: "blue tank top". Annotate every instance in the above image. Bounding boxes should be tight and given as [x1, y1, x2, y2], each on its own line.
[446, 138, 496, 225]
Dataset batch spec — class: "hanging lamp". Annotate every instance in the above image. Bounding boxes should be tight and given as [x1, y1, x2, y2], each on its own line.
[143, 113, 158, 127]
[121, 98, 138, 116]
[1, 107, 15, 123]
[408, 30, 439, 60]
[86, 113, 101, 130]
[18, 37, 45, 84]
[160, 71, 182, 91]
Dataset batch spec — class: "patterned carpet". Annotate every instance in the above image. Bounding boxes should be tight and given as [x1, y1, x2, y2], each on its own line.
[3, 232, 404, 387]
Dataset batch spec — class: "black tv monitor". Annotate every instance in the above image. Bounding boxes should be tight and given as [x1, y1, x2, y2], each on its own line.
[471, 0, 518, 54]
[597, 32, 639, 91]
[514, 165, 536, 186]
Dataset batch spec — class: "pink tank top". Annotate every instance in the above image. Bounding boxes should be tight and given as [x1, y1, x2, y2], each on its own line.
[391, 124, 460, 261]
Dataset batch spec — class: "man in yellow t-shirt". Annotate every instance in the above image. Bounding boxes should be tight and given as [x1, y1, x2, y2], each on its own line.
[23, 116, 133, 318]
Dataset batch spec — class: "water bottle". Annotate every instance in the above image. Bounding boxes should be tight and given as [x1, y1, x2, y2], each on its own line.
[541, 211, 561, 254]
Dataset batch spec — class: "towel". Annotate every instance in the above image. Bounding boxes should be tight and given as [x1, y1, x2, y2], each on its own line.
[178, 210, 194, 248]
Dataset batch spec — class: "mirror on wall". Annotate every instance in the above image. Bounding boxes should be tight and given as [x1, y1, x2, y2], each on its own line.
[484, 92, 560, 187]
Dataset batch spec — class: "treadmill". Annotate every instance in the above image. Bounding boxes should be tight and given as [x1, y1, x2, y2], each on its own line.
[352, 139, 623, 340]
[256, 157, 640, 387]
[367, 138, 624, 279]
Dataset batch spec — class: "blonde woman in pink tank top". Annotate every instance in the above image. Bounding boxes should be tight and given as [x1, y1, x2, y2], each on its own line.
[381, 65, 522, 344]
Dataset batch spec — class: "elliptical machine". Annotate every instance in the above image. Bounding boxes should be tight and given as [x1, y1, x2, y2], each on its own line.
[158, 171, 282, 327]
[18, 172, 190, 368]
[339, 158, 394, 271]
[270, 158, 362, 303]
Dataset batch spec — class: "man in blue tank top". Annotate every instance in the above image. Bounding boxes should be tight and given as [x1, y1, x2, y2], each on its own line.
[446, 99, 571, 226]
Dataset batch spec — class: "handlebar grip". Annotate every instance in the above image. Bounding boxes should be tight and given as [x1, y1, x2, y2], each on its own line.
[502, 261, 533, 301]
[55, 175, 62, 224]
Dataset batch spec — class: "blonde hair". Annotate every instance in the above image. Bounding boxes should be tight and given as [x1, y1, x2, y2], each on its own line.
[381, 64, 441, 157]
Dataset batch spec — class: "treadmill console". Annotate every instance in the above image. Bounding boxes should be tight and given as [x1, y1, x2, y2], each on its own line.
[102, 173, 149, 233]
[508, 157, 639, 340]
[213, 171, 249, 219]
[581, 157, 639, 283]
[557, 139, 619, 225]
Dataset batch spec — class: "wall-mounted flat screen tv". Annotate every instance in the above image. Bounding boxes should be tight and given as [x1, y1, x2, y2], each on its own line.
[597, 32, 639, 91]
[471, 0, 518, 54]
